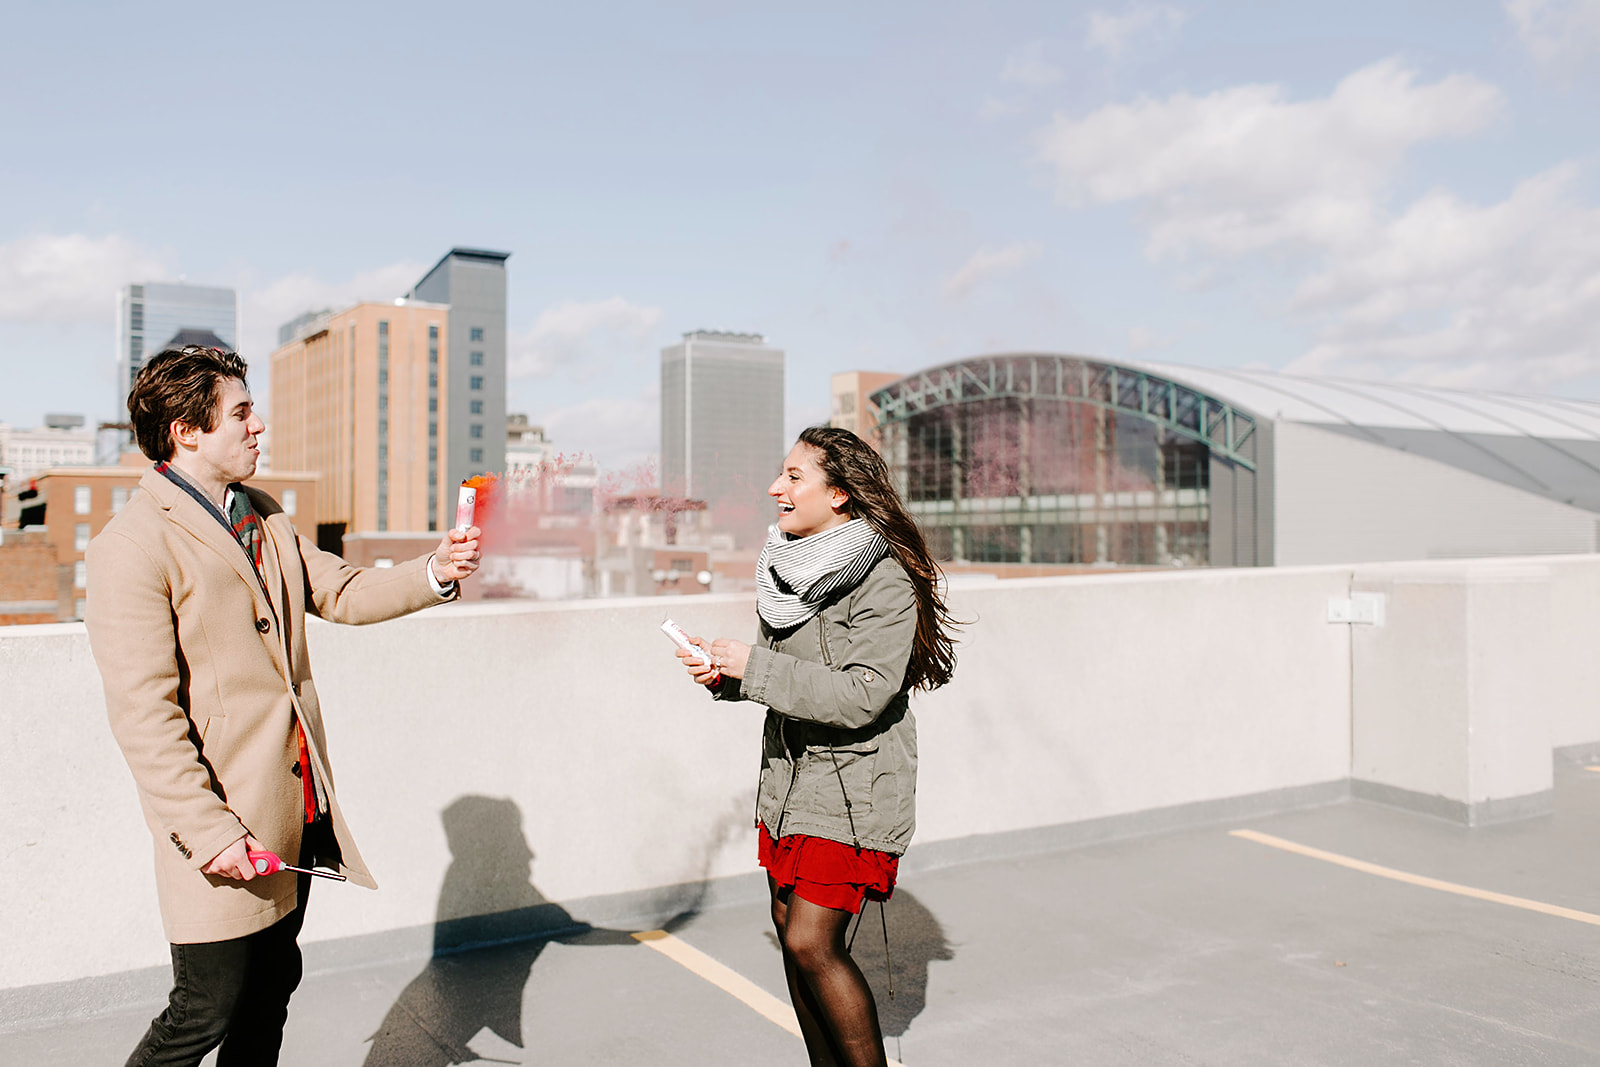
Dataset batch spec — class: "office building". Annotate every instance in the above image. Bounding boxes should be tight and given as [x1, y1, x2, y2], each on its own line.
[407, 249, 510, 489]
[660, 330, 785, 549]
[270, 301, 449, 547]
[870, 353, 1600, 567]
[0, 416, 95, 484]
[116, 281, 237, 415]
[1, 461, 315, 622]
[830, 371, 901, 444]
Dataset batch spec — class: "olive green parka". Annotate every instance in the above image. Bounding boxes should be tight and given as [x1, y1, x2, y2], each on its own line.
[717, 554, 918, 855]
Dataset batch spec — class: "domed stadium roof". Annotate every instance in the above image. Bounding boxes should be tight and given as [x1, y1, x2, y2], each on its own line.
[1132, 361, 1600, 513]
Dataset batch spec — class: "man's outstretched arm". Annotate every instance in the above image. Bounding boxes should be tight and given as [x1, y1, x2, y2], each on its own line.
[299, 525, 481, 625]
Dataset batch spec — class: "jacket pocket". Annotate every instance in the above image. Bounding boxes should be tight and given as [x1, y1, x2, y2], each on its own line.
[809, 737, 879, 818]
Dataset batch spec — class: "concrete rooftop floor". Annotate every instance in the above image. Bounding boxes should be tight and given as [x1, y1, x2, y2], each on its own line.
[9, 758, 1600, 1065]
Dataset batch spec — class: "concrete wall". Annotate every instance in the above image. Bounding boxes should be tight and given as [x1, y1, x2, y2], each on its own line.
[1273, 422, 1598, 565]
[3, 557, 1598, 1001]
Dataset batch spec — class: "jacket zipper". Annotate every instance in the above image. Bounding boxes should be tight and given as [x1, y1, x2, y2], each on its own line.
[769, 630, 800, 839]
[816, 614, 862, 850]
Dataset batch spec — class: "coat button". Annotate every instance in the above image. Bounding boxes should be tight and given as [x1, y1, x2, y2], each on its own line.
[291, 762, 303, 778]
[256, 618, 271, 633]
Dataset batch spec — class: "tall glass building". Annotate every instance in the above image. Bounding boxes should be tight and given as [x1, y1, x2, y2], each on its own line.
[660, 331, 785, 549]
[115, 281, 238, 415]
[408, 248, 511, 489]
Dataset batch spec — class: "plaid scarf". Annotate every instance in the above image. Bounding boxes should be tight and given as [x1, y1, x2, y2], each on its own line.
[227, 484, 265, 573]
[756, 519, 889, 631]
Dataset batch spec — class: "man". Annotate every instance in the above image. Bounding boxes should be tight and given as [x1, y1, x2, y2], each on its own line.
[85, 345, 481, 1066]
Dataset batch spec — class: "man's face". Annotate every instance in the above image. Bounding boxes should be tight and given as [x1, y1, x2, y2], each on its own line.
[183, 377, 264, 485]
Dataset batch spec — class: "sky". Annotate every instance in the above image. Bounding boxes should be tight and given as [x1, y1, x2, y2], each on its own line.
[3, 0, 1599, 472]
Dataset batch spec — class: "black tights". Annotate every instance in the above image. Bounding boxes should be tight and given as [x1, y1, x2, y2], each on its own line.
[768, 877, 888, 1067]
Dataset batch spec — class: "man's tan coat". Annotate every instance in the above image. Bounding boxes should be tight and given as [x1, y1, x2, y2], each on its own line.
[86, 468, 450, 944]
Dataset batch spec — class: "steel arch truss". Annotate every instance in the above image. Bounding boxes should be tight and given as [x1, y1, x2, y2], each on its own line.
[869, 355, 1257, 470]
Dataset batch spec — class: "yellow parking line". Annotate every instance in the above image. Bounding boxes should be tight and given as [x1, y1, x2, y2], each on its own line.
[633, 930, 802, 1038]
[1230, 829, 1600, 927]
[632, 929, 906, 1067]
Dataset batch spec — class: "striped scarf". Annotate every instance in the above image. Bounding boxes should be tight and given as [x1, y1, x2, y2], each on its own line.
[756, 519, 889, 630]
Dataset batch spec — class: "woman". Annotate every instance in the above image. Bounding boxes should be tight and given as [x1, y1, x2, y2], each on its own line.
[679, 425, 957, 1067]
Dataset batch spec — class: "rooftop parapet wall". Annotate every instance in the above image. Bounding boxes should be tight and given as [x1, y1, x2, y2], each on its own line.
[2, 557, 1598, 1002]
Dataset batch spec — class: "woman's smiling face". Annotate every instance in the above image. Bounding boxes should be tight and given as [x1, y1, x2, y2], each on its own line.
[768, 443, 850, 538]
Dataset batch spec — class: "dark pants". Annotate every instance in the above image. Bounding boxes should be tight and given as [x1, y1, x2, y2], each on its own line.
[125, 821, 336, 1067]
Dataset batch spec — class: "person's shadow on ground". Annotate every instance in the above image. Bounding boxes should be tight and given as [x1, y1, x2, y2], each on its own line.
[361, 796, 644, 1067]
[852, 889, 955, 1043]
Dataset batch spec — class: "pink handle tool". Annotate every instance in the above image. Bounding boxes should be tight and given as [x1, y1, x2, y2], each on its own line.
[247, 850, 348, 881]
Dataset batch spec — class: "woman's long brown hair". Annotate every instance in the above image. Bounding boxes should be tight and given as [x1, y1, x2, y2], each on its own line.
[798, 424, 958, 691]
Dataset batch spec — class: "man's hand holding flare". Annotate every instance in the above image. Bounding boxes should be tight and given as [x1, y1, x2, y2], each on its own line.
[430, 525, 482, 584]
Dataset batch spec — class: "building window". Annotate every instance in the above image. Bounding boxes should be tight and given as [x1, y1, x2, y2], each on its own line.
[470, 327, 484, 342]
[470, 351, 483, 366]
[429, 372, 438, 388]
[470, 400, 483, 415]
[470, 424, 483, 439]
[74, 560, 87, 589]
[111, 487, 128, 513]
[283, 489, 297, 516]
[429, 398, 437, 413]
[429, 325, 439, 341]
[429, 421, 438, 438]
[75, 523, 90, 551]
[429, 445, 438, 461]
[470, 448, 484, 463]
[75, 598, 87, 619]
[470, 376, 483, 391]
[74, 486, 91, 514]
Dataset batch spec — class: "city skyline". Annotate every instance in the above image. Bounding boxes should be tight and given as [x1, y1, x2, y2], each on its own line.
[3, 2, 1599, 477]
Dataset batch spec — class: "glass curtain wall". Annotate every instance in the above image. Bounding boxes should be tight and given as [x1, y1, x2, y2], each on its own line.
[892, 396, 1210, 566]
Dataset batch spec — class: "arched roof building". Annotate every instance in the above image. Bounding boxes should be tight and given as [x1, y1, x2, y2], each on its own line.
[868, 354, 1600, 567]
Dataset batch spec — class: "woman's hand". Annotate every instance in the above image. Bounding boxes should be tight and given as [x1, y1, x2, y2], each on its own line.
[676, 639, 723, 687]
[709, 638, 751, 680]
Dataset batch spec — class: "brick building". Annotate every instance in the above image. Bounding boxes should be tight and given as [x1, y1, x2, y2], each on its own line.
[1, 462, 318, 623]
[0, 530, 68, 625]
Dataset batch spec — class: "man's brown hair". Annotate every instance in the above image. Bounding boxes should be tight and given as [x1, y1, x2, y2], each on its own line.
[128, 345, 250, 461]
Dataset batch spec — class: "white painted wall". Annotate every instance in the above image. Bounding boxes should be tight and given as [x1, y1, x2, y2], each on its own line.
[3, 558, 1599, 993]
[1273, 421, 1598, 565]
[1350, 562, 1556, 816]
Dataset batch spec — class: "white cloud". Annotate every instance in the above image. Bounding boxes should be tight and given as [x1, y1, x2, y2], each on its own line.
[242, 260, 424, 359]
[1000, 42, 1063, 86]
[1038, 59, 1504, 260]
[536, 384, 660, 473]
[1037, 59, 1600, 390]
[0, 234, 167, 323]
[1506, 0, 1600, 72]
[1288, 165, 1600, 389]
[509, 297, 662, 379]
[943, 243, 1043, 301]
[1086, 4, 1186, 59]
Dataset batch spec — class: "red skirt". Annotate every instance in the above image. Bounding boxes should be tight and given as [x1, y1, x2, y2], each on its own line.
[758, 822, 898, 914]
